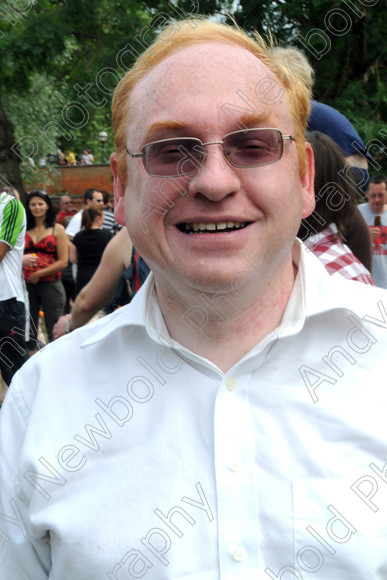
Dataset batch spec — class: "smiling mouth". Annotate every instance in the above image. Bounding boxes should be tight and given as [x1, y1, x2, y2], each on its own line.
[177, 221, 250, 234]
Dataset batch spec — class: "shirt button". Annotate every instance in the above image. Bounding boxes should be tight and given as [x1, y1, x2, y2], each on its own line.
[225, 377, 236, 391]
[229, 460, 241, 472]
[232, 546, 247, 562]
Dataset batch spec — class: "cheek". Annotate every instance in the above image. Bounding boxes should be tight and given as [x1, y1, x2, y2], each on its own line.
[125, 176, 182, 237]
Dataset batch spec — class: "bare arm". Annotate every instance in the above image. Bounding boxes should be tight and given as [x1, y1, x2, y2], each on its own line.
[69, 241, 77, 264]
[53, 228, 133, 337]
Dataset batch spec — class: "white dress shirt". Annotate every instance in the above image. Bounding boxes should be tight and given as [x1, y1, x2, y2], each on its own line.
[1, 240, 387, 580]
[65, 209, 83, 238]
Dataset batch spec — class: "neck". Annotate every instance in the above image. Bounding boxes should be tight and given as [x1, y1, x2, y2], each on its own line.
[154, 260, 296, 373]
[34, 217, 46, 228]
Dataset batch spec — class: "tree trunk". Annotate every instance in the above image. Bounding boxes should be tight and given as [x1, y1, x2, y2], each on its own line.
[0, 93, 25, 199]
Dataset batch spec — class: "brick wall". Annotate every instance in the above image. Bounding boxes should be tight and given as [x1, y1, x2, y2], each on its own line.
[26, 164, 114, 210]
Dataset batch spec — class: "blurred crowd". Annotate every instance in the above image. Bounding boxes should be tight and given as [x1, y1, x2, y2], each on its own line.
[40, 148, 95, 167]
[0, 186, 150, 404]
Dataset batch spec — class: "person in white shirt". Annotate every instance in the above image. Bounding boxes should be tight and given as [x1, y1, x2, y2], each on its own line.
[80, 148, 94, 165]
[65, 188, 105, 239]
[358, 175, 387, 288]
[1, 19, 387, 580]
[0, 187, 28, 399]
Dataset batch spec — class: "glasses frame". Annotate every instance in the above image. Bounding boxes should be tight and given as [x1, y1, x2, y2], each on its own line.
[126, 128, 295, 178]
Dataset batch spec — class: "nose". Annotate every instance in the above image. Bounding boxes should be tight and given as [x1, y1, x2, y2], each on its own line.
[185, 143, 241, 202]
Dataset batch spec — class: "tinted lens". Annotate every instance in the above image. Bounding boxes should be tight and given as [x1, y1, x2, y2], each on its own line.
[224, 129, 282, 167]
[143, 139, 202, 176]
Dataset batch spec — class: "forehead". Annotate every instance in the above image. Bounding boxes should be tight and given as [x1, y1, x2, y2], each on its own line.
[92, 191, 103, 198]
[128, 42, 290, 139]
[30, 196, 46, 203]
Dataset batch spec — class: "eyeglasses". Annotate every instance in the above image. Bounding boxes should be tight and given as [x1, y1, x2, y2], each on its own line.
[126, 128, 295, 178]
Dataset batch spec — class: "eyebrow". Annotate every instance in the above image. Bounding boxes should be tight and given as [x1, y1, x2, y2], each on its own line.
[143, 112, 273, 143]
[236, 112, 271, 127]
[144, 121, 189, 142]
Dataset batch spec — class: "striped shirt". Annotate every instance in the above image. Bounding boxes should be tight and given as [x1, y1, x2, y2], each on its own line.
[0, 192, 26, 302]
[102, 208, 121, 234]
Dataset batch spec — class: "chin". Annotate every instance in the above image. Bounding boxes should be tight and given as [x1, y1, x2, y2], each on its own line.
[183, 267, 246, 294]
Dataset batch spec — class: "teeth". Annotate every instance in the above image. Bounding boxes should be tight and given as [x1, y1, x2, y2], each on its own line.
[181, 221, 247, 233]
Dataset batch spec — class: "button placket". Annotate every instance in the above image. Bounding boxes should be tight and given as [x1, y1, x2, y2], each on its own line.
[214, 371, 260, 577]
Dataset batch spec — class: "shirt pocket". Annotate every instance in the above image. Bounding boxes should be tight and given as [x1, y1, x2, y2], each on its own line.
[292, 479, 387, 580]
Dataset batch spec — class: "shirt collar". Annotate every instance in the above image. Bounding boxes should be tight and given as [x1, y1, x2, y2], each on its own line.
[80, 239, 367, 349]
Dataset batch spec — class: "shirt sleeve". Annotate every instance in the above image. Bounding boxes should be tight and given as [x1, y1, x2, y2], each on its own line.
[0, 379, 50, 579]
[65, 212, 81, 238]
[0, 198, 25, 249]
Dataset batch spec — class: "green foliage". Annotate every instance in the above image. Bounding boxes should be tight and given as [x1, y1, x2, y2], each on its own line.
[1, 0, 386, 186]
[233, 0, 387, 172]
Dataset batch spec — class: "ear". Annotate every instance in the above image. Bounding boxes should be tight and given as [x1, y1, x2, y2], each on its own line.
[110, 152, 126, 226]
[301, 141, 315, 218]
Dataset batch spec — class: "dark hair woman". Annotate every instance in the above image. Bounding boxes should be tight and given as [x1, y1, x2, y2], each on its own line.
[69, 207, 112, 295]
[23, 190, 68, 353]
[299, 131, 373, 270]
[298, 131, 374, 284]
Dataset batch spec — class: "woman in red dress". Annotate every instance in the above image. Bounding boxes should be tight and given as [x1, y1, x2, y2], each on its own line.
[23, 190, 68, 353]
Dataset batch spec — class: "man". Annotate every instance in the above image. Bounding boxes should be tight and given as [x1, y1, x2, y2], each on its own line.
[56, 195, 76, 225]
[80, 148, 94, 165]
[1, 20, 387, 579]
[65, 188, 104, 238]
[358, 175, 387, 288]
[0, 188, 28, 401]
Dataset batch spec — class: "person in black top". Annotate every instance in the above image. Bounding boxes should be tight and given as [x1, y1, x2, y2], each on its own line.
[69, 208, 112, 295]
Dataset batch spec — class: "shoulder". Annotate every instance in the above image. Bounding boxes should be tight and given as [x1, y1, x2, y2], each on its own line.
[72, 231, 82, 242]
[70, 210, 83, 222]
[0, 195, 24, 219]
[357, 203, 369, 217]
[12, 301, 140, 383]
[0, 196, 26, 245]
[54, 223, 66, 234]
[102, 229, 113, 240]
